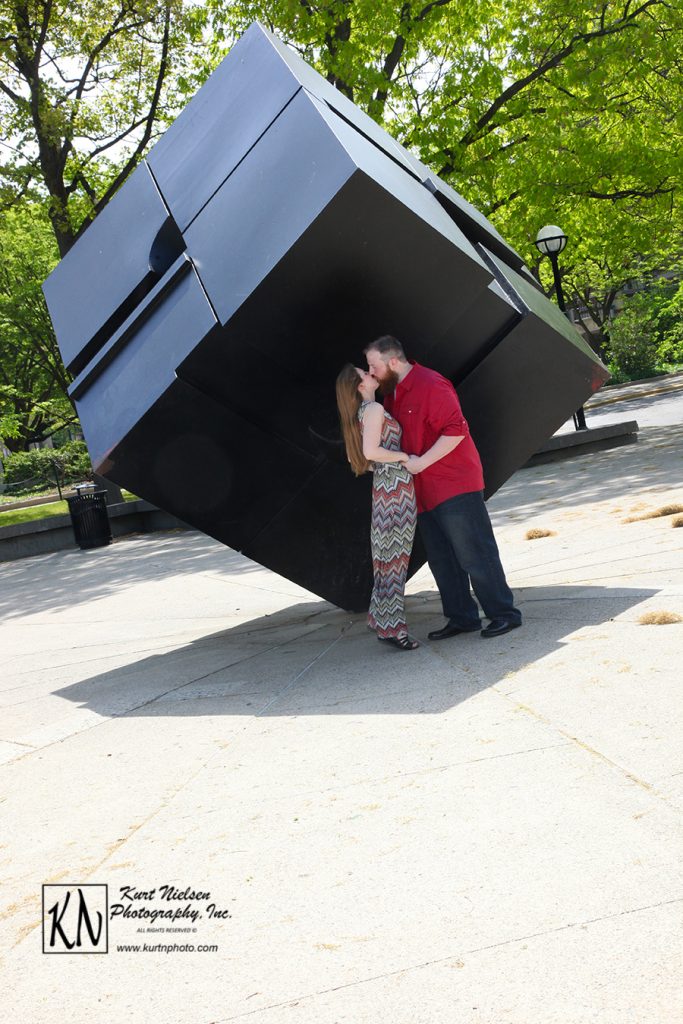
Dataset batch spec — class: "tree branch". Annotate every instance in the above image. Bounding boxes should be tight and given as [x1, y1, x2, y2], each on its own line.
[477, 134, 531, 162]
[483, 191, 521, 215]
[372, 0, 458, 114]
[59, 6, 146, 169]
[458, 0, 664, 148]
[580, 182, 674, 200]
[65, 169, 97, 201]
[74, 115, 148, 169]
[75, 12, 143, 104]
[0, 78, 25, 106]
[86, 3, 172, 223]
[415, 0, 455, 22]
[35, 0, 54, 59]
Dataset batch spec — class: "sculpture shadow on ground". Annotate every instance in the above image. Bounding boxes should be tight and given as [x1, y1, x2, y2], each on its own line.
[54, 584, 655, 720]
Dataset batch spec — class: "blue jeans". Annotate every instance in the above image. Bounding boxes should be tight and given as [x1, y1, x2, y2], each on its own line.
[418, 490, 521, 628]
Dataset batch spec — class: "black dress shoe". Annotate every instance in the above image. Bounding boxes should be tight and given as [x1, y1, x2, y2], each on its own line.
[480, 618, 522, 638]
[427, 622, 481, 640]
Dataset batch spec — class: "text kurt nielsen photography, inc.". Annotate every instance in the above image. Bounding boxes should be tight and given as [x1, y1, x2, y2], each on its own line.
[111, 884, 233, 926]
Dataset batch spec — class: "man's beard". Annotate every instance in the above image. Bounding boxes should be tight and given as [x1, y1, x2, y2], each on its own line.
[376, 368, 400, 396]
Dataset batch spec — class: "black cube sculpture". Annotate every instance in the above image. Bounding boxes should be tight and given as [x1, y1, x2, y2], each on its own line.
[43, 22, 608, 610]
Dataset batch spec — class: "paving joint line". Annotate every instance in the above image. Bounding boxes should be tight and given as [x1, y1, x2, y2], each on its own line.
[502, 698, 677, 809]
[254, 629, 349, 718]
[119, 625, 341, 718]
[210, 896, 683, 1022]
[215, 742, 574, 808]
[508, 544, 683, 581]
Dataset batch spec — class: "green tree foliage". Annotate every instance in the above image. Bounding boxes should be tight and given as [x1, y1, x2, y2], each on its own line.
[0, 0, 198, 255]
[0, 205, 76, 450]
[201, 0, 682, 309]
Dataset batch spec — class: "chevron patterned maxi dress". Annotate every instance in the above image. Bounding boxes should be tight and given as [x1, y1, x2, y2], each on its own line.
[358, 402, 417, 638]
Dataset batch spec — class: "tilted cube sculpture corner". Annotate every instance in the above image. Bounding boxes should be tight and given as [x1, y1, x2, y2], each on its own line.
[43, 22, 608, 611]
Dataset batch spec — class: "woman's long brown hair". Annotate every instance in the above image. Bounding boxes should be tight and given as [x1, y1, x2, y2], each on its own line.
[335, 364, 371, 476]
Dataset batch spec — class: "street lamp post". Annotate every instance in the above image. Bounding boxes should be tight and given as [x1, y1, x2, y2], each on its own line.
[535, 225, 587, 431]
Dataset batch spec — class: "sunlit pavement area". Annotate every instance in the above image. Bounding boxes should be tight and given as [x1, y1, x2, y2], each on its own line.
[1, 416, 682, 1023]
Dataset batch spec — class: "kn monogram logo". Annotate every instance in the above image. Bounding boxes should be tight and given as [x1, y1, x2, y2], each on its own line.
[42, 885, 109, 954]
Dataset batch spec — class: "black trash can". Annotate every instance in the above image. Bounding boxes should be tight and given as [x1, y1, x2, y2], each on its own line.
[67, 483, 112, 550]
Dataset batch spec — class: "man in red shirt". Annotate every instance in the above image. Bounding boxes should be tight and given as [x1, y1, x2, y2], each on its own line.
[365, 335, 521, 639]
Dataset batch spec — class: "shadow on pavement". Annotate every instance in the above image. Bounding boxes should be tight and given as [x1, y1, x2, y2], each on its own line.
[55, 584, 654, 719]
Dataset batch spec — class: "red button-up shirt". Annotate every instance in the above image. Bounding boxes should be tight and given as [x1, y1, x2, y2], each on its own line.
[384, 362, 484, 513]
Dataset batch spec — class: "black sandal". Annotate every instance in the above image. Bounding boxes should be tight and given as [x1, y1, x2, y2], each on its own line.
[378, 634, 420, 651]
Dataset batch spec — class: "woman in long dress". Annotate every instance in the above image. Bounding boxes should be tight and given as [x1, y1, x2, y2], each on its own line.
[335, 364, 418, 651]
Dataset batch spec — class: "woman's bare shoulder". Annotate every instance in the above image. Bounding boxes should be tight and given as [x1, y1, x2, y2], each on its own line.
[361, 400, 384, 417]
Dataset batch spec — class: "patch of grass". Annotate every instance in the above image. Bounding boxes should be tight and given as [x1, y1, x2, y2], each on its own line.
[638, 611, 683, 625]
[525, 528, 556, 540]
[623, 503, 683, 523]
[0, 501, 69, 527]
[0, 490, 138, 528]
[672, 516, 683, 528]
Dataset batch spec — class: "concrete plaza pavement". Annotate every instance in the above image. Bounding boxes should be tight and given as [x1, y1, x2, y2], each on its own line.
[1, 415, 682, 1023]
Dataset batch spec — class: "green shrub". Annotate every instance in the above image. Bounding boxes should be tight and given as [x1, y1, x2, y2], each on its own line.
[655, 283, 683, 364]
[52, 439, 92, 483]
[606, 307, 659, 381]
[2, 440, 91, 493]
[656, 333, 683, 366]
